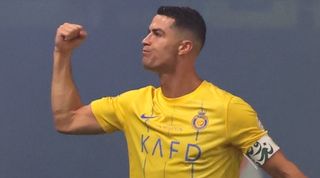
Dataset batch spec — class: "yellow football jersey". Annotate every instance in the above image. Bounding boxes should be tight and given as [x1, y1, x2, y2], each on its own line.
[91, 81, 267, 178]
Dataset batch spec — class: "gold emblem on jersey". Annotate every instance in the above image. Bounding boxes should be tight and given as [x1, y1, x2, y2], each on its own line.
[192, 109, 208, 130]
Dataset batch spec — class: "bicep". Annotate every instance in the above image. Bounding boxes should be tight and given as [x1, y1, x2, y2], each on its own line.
[65, 104, 105, 135]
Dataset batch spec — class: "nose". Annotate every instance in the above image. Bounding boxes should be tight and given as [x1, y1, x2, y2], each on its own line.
[142, 33, 151, 46]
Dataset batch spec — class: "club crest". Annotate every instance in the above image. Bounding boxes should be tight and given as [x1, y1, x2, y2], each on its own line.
[192, 109, 208, 130]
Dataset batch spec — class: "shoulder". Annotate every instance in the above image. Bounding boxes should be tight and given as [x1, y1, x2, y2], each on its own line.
[91, 85, 157, 119]
[202, 80, 236, 102]
[204, 81, 252, 104]
[118, 85, 156, 99]
[202, 81, 256, 118]
[108, 85, 157, 107]
[91, 85, 156, 106]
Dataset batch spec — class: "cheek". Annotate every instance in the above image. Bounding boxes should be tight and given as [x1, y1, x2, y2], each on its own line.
[151, 41, 178, 63]
[162, 45, 178, 59]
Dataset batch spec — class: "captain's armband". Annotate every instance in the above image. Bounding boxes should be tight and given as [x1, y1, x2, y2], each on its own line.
[246, 135, 280, 166]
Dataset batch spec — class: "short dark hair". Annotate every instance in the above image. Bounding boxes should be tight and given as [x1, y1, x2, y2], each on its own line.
[157, 6, 206, 49]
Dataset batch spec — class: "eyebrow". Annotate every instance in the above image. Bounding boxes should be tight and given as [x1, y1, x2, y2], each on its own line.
[148, 28, 165, 35]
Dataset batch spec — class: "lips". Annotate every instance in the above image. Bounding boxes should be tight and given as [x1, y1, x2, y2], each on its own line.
[142, 48, 151, 55]
[142, 48, 150, 52]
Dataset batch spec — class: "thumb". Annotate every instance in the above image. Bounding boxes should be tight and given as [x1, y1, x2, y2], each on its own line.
[78, 30, 88, 39]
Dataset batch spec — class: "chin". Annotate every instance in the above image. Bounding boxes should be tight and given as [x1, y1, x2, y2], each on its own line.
[143, 64, 156, 71]
[142, 62, 158, 72]
[142, 58, 153, 68]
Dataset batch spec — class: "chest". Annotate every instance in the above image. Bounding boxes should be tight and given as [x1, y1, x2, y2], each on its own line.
[126, 101, 228, 161]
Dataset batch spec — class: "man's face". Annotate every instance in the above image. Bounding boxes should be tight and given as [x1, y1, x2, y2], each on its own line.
[142, 15, 181, 73]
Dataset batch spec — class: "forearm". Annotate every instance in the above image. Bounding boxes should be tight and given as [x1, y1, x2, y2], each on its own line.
[51, 50, 83, 128]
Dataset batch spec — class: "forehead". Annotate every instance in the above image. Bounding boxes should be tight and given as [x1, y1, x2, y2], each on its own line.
[149, 15, 175, 30]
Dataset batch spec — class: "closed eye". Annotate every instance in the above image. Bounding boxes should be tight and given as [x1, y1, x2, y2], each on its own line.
[147, 28, 165, 37]
[152, 29, 162, 37]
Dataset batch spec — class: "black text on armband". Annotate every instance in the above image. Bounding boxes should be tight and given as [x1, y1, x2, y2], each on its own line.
[246, 135, 280, 166]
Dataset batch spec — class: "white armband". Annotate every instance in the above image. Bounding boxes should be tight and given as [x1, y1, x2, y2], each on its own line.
[246, 135, 280, 166]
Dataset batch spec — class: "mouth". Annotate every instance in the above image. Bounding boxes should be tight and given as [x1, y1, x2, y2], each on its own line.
[142, 49, 151, 55]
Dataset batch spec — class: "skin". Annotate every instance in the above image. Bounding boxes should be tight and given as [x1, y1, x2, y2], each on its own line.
[51, 15, 307, 177]
[142, 15, 202, 98]
[52, 23, 103, 134]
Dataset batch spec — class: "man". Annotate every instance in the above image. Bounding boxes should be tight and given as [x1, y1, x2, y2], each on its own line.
[51, 6, 307, 178]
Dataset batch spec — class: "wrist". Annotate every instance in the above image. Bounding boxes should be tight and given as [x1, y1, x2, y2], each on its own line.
[53, 47, 73, 68]
[53, 47, 73, 57]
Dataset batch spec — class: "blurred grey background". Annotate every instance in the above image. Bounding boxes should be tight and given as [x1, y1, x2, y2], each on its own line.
[0, 0, 318, 177]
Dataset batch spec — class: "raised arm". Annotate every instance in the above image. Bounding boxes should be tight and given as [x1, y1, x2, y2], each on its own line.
[51, 23, 104, 134]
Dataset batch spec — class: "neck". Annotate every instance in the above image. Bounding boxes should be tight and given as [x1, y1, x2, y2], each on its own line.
[159, 67, 202, 98]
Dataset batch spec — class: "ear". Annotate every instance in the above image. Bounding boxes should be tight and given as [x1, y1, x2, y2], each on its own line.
[178, 40, 193, 55]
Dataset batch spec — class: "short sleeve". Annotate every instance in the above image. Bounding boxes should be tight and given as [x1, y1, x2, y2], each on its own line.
[91, 96, 125, 133]
[226, 96, 267, 154]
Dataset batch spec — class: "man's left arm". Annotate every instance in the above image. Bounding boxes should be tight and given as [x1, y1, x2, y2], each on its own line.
[261, 150, 307, 178]
[226, 97, 307, 178]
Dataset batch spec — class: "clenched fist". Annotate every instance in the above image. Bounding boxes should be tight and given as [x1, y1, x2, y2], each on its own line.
[54, 23, 88, 53]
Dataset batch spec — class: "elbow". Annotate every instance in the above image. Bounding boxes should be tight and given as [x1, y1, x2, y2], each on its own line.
[280, 162, 307, 178]
[267, 161, 307, 178]
[53, 118, 69, 134]
[262, 150, 307, 178]
[54, 124, 70, 134]
[52, 111, 73, 134]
